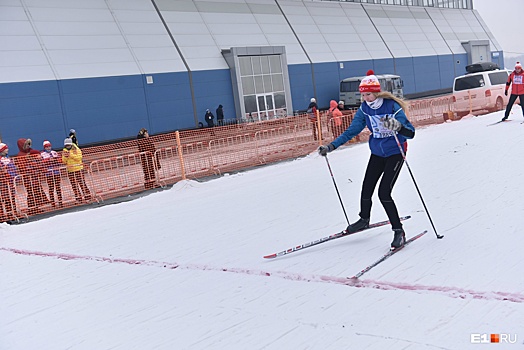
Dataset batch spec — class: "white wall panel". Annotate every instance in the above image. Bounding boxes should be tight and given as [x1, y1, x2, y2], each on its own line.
[258, 23, 293, 34]
[207, 23, 262, 35]
[0, 0, 503, 82]
[0, 66, 55, 83]
[28, 8, 115, 22]
[174, 34, 217, 47]
[36, 22, 121, 36]
[41, 35, 128, 50]
[133, 47, 180, 61]
[55, 61, 141, 78]
[125, 34, 174, 48]
[119, 22, 167, 35]
[0, 50, 48, 66]
[214, 34, 269, 47]
[139, 59, 186, 73]
[113, 10, 162, 23]
[23, 0, 107, 9]
[0, 6, 28, 21]
[0, 21, 35, 35]
[109, 0, 153, 11]
[0, 36, 41, 50]
[169, 23, 211, 35]
[48, 49, 135, 65]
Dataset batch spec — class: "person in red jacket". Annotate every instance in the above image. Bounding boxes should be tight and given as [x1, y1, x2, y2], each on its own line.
[16, 138, 49, 215]
[502, 62, 524, 121]
[328, 100, 344, 138]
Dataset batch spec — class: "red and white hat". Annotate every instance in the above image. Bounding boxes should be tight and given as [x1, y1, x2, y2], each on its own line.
[359, 70, 381, 93]
[0, 143, 8, 153]
[515, 62, 522, 70]
[43, 140, 52, 148]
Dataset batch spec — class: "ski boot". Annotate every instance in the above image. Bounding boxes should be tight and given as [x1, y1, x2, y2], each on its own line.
[346, 217, 369, 234]
[391, 228, 406, 250]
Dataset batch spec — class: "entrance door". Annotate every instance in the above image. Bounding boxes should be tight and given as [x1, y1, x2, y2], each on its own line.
[256, 94, 275, 120]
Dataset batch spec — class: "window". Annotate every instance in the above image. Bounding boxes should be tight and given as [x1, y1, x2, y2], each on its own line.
[454, 75, 484, 91]
[489, 71, 509, 85]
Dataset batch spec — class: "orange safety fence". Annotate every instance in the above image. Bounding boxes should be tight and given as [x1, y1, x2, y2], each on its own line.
[0, 94, 468, 223]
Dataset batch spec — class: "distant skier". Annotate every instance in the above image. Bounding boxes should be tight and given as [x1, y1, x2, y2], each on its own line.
[502, 61, 524, 121]
[318, 70, 415, 250]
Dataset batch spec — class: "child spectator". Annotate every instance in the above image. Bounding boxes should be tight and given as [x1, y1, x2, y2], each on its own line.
[41, 140, 63, 208]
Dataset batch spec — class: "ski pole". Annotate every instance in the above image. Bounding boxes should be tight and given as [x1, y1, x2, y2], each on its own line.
[323, 155, 350, 225]
[392, 132, 443, 239]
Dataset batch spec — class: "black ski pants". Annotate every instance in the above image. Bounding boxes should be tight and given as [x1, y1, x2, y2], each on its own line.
[504, 94, 524, 119]
[359, 153, 404, 230]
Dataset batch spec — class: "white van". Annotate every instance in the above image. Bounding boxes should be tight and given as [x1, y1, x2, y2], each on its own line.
[452, 69, 510, 116]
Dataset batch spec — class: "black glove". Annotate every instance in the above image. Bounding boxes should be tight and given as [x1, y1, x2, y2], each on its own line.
[382, 116, 402, 131]
[318, 144, 335, 156]
[505, 90, 508, 96]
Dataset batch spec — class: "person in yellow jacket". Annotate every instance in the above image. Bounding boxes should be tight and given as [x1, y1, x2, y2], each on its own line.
[62, 138, 91, 203]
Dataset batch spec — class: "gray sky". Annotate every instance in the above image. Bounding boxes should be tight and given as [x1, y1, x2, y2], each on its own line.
[473, 0, 521, 56]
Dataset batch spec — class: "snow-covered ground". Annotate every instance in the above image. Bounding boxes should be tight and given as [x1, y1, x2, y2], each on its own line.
[2, 109, 524, 350]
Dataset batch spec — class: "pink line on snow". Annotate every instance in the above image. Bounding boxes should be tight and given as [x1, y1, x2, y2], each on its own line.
[2, 247, 523, 303]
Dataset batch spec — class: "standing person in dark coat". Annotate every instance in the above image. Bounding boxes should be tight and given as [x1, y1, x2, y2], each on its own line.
[137, 128, 161, 190]
[307, 98, 319, 140]
[204, 109, 215, 127]
[16, 138, 49, 215]
[69, 129, 78, 146]
[216, 104, 225, 126]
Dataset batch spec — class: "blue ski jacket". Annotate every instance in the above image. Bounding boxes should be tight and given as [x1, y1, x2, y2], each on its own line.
[330, 98, 414, 157]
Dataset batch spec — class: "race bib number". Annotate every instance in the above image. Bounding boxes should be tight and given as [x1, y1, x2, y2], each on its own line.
[370, 114, 395, 139]
[514, 75, 523, 84]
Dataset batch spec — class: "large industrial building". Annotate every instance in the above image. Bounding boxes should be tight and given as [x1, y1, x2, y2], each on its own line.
[0, 0, 503, 148]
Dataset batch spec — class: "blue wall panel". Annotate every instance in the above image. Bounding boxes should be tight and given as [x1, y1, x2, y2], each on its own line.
[437, 54, 455, 89]
[454, 53, 469, 76]
[0, 80, 65, 152]
[288, 64, 314, 113]
[192, 69, 236, 125]
[313, 62, 340, 109]
[339, 59, 374, 82]
[60, 75, 149, 144]
[144, 72, 195, 133]
[394, 57, 416, 94]
[412, 56, 441, 92]
[373, 58, 395, 76]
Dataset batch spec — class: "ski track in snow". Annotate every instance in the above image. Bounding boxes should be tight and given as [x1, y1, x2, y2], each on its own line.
[3, 246, 523, 304]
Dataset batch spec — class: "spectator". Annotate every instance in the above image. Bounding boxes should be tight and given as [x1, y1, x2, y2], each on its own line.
[62, 138, 91, 203]
[0, 143, 18, 222]
[318, 70, 415, 250]
[502, 62, 524, 121]
[204, 109, 215, 127]
[328, 100, 343, 138]
[16, 138, 49, 215]
[69, 129, 78, 145]
[307, 98, 319, 140]
[216, 104, 225, 126]
[41, 140, 63, 208]
[137, 128, 161, 190]
[338, 100, 345, 111]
